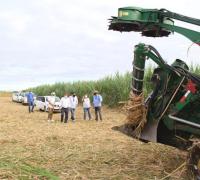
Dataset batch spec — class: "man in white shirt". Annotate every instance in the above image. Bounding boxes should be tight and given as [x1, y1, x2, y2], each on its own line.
[82, 94, 91, 120]
[47, 92, 56, 122]
[60, 93, 70, 123]
[69, 92, 78, 121]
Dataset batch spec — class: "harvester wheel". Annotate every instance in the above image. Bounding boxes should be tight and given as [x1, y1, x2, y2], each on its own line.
[188, 143, 200, 179]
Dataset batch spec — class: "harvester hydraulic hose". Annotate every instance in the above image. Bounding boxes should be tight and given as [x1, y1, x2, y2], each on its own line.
[148, 45, 166, 64]
[181, 69, 200, 85]
[158, 77, 185, 121]
[132, 44, 176, 95]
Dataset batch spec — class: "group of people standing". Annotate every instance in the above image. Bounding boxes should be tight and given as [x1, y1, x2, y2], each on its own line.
[26, 91, 103, 123]
[57, 91, 103, 123]
[59, 92, 78, 123]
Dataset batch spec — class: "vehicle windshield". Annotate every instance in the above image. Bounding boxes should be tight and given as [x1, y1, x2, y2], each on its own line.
[55, 97, 60, 102]
[19, 93, 25, 97]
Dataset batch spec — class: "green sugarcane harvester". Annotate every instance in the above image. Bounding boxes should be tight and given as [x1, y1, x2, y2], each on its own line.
[109, 7, 200, 178]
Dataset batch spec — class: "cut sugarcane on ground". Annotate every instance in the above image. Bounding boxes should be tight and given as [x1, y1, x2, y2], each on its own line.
[124, 92, 147, 138]
[0, 96, 189, 179]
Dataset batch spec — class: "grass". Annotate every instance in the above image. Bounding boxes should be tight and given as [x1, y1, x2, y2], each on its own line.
[28, 71, 153, 107]
[0, 91, 11, 97]
[0, 159, 59, 179]
[28, 64, 200, 107]
[0, 97, 188, 179]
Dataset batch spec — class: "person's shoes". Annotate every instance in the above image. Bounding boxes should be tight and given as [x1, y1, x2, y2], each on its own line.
[72, 120, 75, 123]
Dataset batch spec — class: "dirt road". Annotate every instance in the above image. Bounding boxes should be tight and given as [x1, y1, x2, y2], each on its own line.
[0, 97, 187, 179]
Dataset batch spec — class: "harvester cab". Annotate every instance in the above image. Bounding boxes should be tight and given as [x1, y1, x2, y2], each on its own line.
[109, 7, 200, 178]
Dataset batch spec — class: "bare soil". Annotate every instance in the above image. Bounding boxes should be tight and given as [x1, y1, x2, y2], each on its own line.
[0, 97, 188, 179]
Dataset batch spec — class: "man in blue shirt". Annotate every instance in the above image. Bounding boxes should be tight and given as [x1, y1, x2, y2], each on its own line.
[27, 91, 34, 113]
[93, 91, 103, 121]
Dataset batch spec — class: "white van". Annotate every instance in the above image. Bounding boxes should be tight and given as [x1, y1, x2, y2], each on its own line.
[35, 96, 61, 112]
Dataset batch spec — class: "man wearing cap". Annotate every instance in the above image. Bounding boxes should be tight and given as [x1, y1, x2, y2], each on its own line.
[47, 92, 56, 122]
[69, 92, 78, 121]
[93, 91, 103, 121]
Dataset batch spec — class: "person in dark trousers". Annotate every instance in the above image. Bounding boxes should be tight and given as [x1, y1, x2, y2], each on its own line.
[27, 91, 34, 113]
[93, 91, 103, 121]
[82, 94, 91, 120]
[60, 93, 70, 123]
[69, 92, 78, 122]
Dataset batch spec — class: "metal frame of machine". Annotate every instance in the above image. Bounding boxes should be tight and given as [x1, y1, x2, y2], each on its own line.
[109, 7, 200, 178]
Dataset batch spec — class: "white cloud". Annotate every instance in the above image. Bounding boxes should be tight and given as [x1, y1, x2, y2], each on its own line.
[0, 10, 31, 39]
[0, 0, 200, 90]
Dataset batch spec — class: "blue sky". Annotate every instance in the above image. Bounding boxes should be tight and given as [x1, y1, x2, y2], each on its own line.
[0, 0, 200, 90]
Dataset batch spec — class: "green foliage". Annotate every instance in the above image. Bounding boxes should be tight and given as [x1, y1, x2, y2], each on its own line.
[28, 69, 153, 107]
[0, 160, 59, 179]
[28, 65, 200, 107]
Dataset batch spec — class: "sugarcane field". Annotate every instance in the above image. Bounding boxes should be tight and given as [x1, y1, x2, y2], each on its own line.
[1, 1, 200, 180]
[0, 94, 187, 179]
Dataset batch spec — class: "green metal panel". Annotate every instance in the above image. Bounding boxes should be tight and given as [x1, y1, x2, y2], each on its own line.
[171, 59, 189, 70]
[109, 6, 200, 43]
[175, 123, 200, 136]
[160, 23, 200, 44]
[118, 8, 142, 21]
[118, 7, 159, 23]
[163, 116, 174, 130]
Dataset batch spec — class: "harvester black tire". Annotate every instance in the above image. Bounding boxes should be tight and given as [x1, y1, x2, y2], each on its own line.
[187, 143, 200, 179]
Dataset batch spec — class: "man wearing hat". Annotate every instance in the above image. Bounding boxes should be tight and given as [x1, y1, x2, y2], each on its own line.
[93, 90, 103, 121]
[47, 92, 56, 122]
